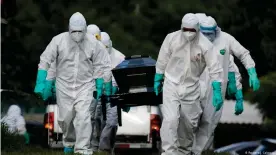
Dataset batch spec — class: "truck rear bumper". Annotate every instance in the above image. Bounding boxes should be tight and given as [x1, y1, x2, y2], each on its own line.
[115, 143, 152, 149]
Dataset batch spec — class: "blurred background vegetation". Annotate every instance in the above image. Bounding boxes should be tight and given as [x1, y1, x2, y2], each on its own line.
[1, 0, 276, 124]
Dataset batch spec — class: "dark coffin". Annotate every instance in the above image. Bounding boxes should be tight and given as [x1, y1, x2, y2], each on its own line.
[110, 55, 162, 107]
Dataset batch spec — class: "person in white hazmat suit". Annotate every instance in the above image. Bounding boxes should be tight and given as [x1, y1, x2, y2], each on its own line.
[87, 24, 102, 41]
[97, 32, 126, 154]
[86, 24, 112, 153]
[154, 13, 224, 155]
[1, 105, 30, 145]
[33, 12, 112, 155]
[192, 16, 260, 155]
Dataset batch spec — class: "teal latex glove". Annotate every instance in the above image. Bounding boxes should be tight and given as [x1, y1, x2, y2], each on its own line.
[122, 107, 131, 113]
[64, 147, 74, 154]
[23, 132, 30, 145]
[212, 81, 223, 111]
[235, 89, 244, 115]
[43, 80, 54, 101]
[112, 86, 118, 95]
[227, 72, 237, 96]
[247, 67, 260, 91]
[154, 73, 164, 96]
[104, 81, 112, 96]
[96, 78, 104, 100]
[52, 80, 56, 100]
[34, 70, 47, 98]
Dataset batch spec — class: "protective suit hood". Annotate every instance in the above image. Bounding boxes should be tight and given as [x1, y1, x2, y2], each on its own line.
[69, 12, 87, 43]
[195, 13, 207, 24]
[101, 32, 112, 54]
[200, 16, 219, 42]
[87, 24, 101, 41]
[181, 13, 199, 41]
[7, 105, 21, 116]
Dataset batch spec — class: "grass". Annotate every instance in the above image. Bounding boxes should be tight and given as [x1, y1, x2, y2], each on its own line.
[1, 147, 63, 155]
[1, 123, 229, 155]
[1, 147, 231, 155]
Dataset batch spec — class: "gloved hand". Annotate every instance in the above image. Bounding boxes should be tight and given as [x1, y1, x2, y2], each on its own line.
[234, 89, 244, 115]
[52, 80, 56, 100]
[64, 147, 74, 154]
[122, 106, 131, 113]
[112, 86, 118, 95]
[96, 78, 104, 100]
[227, 72, 237, 96]
[23, 132, 30, 145]
[247, 67, 260, 91]
[34, 70, 47, 99]
[43, 80, 54, 101]
[104, 81, 112, 102]
[154, 73, 164, 96]
[104, 81, 112, 96]
[212, 81, 223, 111]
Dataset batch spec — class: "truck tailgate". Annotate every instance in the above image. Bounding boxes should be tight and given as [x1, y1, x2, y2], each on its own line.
[117, 106, 150, 136]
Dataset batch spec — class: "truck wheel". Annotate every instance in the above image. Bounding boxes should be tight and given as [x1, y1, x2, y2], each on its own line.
[151, 130, 162, 155]
[41, 129, 50, 148]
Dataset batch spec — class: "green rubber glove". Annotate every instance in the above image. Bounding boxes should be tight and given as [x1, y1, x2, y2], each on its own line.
[43, 80, 54, 101]
[23, 132, 30, 144]
[212, 81, 223, 111]
[247, 67, 260, 91]
[52, 80, 56, 100]
[34, 70, 47, 98]
[112, 86, 118, 95]
[154, 73, 164, 96]
[235, 89, 244, 115]
[96, 78, 104, 100]
[227, 72, 237, 96]
[104, 81, 112, 96]
[122, 107, 131, 113]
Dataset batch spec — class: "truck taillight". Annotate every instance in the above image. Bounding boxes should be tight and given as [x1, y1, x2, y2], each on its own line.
[44, 112, 54, 131]
[150, 114, 161, 138]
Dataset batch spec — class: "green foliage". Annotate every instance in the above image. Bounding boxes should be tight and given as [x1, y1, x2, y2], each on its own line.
[245, 72, 276, 120]
[1, 0, 276, 97]
[1, 123, 25, 152]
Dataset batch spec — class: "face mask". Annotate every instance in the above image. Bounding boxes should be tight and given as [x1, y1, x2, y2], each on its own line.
[202, 32, 216, 42]
[70, 31, 85, 43]
[183, 31, 197, 41]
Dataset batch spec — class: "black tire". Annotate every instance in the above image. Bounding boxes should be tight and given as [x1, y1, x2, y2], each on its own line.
[151, 130, 162, 155]
[41, 128, 50, 148]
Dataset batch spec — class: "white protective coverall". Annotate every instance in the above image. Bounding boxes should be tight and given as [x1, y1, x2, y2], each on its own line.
[194, 57, 242, 155]
[38, 12, 112, 154]
[192, 16, 256, 154]
[98, 32, 125, 153]
[46, 61, 56, 81]
[1, 105, 27, 135]
[156, 13, 223, 155]
[86, 24, 106, 152]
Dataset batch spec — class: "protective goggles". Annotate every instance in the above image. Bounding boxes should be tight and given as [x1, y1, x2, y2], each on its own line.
[199, 25, 217, 33]
[182, 27, 197, 32]
[95, 34, 101, 41]
[71, 30, 83, 33]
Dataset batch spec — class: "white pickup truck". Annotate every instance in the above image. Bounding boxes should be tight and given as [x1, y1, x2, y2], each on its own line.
[42, 55, 163, 154]
[42, 103, 162, 154]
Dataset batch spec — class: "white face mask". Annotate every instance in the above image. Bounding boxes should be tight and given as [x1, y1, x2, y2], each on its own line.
[70, 32, 85, 43]
[183, 31, 197, 41]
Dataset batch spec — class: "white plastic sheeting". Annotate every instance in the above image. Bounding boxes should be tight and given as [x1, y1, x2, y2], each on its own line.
[219, 100, 263, 124]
